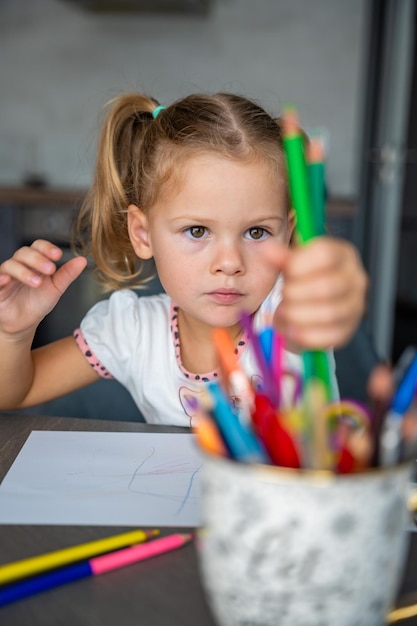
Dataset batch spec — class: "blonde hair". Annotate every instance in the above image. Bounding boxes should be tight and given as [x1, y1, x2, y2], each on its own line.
[73, 92, 290, 291]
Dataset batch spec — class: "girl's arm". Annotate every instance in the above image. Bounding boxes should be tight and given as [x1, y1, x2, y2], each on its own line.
[6, 337, 101, 409]
[0, 240, 94, 409]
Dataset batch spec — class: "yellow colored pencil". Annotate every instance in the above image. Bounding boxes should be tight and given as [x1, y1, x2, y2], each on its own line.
[304, 379, 330, 470]
[0, 528, 159, 586]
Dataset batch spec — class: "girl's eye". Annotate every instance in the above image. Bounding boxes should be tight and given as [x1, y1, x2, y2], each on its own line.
[245, 227, 268, 241]
[185, 226, 208, 239]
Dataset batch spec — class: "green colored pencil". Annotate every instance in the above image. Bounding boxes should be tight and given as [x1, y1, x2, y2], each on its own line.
[307, 135, 326, 236]
[282, 107, 333, 401]
[282, 107, 316, 243]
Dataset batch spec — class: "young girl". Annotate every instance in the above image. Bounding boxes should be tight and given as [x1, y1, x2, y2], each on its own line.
[0, 92, 367, 426]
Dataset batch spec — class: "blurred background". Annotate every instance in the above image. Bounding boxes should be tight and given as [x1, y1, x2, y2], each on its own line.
[0, 0, 416, 417]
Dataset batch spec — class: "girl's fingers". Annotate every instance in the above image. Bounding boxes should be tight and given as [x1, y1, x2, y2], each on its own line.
[0, 257, 44, 287]
[30, 239, 63, 261]
[282, 239, 367, 299]
[0, 273, 11, 284]
[13, 248, 57, 275]
[0, 253, 87, 296]
[274, 237, 368, 350]
[283, 237, 360, 277]
[284, 319, 359, 349]
[0, 243, 64, 287]
[278, 268, 364, 320]
[277, 290, 362, 326]
[276, 305, 356, 330]
[276, 292, 364, 349]
[52, 256, 88, 295]
[281, 270, 352, 304]
[278, 310, 356, 341]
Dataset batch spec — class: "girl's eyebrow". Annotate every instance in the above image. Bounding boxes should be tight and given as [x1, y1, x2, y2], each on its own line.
[171, 214, 285, 224]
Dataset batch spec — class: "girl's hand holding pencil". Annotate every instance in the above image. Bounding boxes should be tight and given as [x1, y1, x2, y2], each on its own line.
[261, 105, 368, 353]
[264, 236, 368, 351]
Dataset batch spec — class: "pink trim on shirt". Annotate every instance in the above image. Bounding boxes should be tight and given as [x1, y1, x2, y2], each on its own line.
[73, 328, 114, 379]
[169, 302, 249, 383]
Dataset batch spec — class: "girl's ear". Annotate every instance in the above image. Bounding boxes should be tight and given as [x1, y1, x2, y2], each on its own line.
[286, 209, 296, 245]
[127, 204, 154, 259]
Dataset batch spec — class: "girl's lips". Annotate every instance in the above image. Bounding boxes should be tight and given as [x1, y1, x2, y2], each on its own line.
[207, 290, 244, 304]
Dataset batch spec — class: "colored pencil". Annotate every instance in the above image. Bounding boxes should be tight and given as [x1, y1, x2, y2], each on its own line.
[366, 363, 394, 467]
[305, 132, 332, 398]
[282, 107, 316, 243]
[0, 534, 193, 607]
[193, 412, 229, 457]
[239, 311, 279, 406]
[272, 331, 284, 407]
[252, 393, 301, 468]
[0, 528, 159, 586]
[380, 351, 417, 466]
[282, 107, 333, 401]
[306, 134, 326, 236]
[207, 380, 269, 463]
[211, 326, 255, 421]
[304, 379, 330, 470]
[302, 350, 332, 402]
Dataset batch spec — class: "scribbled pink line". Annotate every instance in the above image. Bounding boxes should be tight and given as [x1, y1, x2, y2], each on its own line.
[126, 447, 202, 516]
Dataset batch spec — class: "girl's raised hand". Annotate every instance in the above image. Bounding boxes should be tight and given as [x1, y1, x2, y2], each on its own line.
[269, 237, 368, 350]
[0, 240, 87, 338]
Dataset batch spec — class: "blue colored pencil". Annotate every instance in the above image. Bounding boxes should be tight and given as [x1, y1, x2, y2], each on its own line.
[206, 381, 269, 463]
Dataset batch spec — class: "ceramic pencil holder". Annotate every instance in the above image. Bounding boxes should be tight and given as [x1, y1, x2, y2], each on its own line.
[197, 453, 417, 626]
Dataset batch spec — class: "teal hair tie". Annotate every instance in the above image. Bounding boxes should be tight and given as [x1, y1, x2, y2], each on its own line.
[152, 105, 166, 119]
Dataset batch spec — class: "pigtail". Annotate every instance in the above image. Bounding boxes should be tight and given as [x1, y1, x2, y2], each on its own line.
[73, 93, 160, 291]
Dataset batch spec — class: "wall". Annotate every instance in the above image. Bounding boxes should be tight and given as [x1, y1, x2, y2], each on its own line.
[0, 0, 367, 196]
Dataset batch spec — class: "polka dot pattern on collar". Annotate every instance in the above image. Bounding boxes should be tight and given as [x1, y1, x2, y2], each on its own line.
[170, 302, 249, 383]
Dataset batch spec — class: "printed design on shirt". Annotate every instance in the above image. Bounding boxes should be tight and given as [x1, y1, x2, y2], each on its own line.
[179, 385, 207, 427]
[73, 329, 113, 379]
[178, 375, 264, 427]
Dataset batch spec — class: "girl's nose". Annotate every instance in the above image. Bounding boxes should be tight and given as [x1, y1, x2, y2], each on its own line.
[210, 241, 245, 276]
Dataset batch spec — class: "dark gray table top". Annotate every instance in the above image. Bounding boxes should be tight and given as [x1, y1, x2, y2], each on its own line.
[1, 412, 417, 626]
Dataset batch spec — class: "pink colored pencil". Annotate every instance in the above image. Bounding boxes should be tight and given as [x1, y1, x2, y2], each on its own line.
[91, 533, 193, 574]
[272, 331, 285, 407]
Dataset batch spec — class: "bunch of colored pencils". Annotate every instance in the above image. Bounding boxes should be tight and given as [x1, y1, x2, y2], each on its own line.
[194, 107, 417, 473]
[195, 319, 417, 473]
[195, 317, 375, 472]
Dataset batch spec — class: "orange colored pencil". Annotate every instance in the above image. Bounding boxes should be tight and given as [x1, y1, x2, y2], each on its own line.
[211, 327, 254, 420]
[193, 413, 228, 457]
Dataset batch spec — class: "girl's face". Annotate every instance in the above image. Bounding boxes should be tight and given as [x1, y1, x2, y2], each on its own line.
[129, 153, 293, 335]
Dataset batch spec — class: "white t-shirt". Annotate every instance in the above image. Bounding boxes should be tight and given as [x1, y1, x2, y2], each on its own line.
[75, 284, 338, 427]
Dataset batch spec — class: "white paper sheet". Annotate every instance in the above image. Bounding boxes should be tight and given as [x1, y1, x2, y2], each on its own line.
[0, 431, 204, 527]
